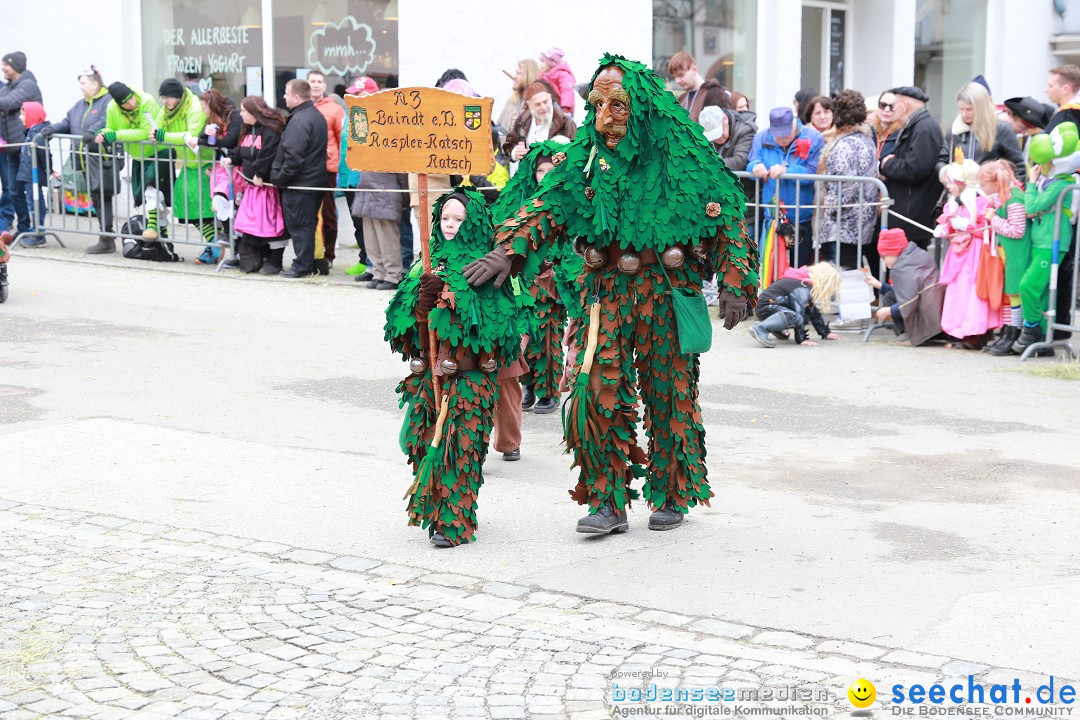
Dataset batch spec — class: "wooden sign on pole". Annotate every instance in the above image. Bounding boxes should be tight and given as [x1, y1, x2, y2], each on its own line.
[344, 88, 494, 414]
[344, 88, 494, 175]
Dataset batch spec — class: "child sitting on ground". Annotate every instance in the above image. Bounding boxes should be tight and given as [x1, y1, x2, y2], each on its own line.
[748, 262, 841, 347]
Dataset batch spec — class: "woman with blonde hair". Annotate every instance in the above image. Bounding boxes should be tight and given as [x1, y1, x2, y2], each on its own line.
[937, 82, 1025, 187]
[748, 262, 842, 347]
[497, 59, 540, 135]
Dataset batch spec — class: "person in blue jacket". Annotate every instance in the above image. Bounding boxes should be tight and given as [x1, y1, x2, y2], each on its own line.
[748, 106, 824, 267]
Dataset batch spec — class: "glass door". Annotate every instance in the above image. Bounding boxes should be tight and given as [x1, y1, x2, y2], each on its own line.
[801, 1, 848, 96]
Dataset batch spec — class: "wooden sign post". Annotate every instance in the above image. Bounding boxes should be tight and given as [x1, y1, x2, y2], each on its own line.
[344, 88, 494, 410]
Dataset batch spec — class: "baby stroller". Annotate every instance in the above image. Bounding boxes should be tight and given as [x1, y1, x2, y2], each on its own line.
[0, 230, 11, 303]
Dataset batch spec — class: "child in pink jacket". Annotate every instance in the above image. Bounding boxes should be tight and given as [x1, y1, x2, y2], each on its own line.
[539, 47, 577, 116]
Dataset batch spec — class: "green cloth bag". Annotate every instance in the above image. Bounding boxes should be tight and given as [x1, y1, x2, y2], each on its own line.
[659, 261, 712, 355]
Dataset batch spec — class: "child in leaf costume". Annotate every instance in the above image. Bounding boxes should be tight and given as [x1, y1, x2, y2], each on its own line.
[463, 55, 758, 533]
[385, 187, 528, 547]
[492, 137, 575, 413]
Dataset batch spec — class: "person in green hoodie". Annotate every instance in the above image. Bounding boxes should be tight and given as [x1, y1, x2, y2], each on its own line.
[96, 82, 166, 236]
[150, 78, 217, 259]
[1013, 121, 1080, 355]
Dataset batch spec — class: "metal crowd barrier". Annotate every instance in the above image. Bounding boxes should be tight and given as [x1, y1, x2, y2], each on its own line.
[1018, 183, 1080, 361]
[13, 133, 235, 269]
[732, 170, 892, 282]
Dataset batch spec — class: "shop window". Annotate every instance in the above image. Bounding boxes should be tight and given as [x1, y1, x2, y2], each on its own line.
[142, 0, 264, 103]
[273, 0, 398, 107]
[653, 0, 757, 109]
[915, 0, 989, 122]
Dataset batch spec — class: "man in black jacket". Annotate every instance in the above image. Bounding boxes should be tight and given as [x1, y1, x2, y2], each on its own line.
[0, 51, 43, 240]
[878, 86, 945, 249]
[271, 79, 328, 278]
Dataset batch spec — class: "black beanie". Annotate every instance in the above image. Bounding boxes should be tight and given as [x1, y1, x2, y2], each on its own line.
[2, 51, 26, 74]
[108, 82, 134, 104]
[159, 78, 184, 99]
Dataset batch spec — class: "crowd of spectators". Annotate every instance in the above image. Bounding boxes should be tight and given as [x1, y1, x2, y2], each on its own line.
[0, 46, 1076, 353]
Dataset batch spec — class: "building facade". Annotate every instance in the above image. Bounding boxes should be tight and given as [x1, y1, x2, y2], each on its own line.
[4, 0, 1075, 130]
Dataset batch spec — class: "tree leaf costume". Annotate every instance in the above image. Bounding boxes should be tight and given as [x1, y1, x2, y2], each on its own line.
[385, 187, 528, 545]
[491, 140, 581, 401]
[474, 54, 758, 519]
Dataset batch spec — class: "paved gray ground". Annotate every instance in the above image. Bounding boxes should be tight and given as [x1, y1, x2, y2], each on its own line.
[2, 240, 1080, 718]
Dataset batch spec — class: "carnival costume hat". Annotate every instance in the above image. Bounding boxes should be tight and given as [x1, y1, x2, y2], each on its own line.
[386, 186, 528, 365]
[945, 152, 982, 216]
[1003, 96, 1052, 129]
[1030, 121, 1080, 177]
[494, 138, 587, 329]
[385, 187, 531, 546]
[504, 54, 755, 300]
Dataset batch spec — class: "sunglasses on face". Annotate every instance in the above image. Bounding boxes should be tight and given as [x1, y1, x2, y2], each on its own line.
[878, 102, 895, 111]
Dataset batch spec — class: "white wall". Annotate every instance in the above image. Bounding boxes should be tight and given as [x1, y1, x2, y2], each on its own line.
[754, 0, 802, 129]
[4, 0, 142, 121]
[985, 0, 1056, 103]
[850, 0, 915, 103]
[397, 0, 653, 125]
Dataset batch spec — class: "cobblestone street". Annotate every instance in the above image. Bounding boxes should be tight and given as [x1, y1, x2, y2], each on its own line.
[4, 253, 1080, 719]
[0, 500, 1065, 720]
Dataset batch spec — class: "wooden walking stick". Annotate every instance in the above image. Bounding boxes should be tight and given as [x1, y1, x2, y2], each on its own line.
[418, 173, 442, 414]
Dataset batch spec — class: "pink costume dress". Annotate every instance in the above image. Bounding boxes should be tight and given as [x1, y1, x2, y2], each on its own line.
[936, 195, 1004, 338]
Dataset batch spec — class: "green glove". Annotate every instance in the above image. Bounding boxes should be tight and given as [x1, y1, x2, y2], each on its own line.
[154, 128, 165, 143]
[101, 129, 116, 144]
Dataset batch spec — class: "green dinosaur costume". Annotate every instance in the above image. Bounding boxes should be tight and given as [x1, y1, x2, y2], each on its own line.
[385, 187, 530, 545]
[465, 54, 758, 528]
[492, 140, 578, 403]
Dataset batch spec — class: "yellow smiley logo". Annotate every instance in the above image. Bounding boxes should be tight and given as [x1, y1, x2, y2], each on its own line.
[848, 678, 876, 708]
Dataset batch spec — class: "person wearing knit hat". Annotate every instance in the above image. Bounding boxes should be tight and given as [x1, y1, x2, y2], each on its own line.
[0, 49, 42, 240]
[13, 101, 50, 245]
[149, 77, 215, 249]
[98, 85, 163, 228]
[108, 82, 134, 105]
[1, 52, 27, 75]
[158, 78, 184, 100]
[863, 227, 939, 330]
[538, 46, 577, 115]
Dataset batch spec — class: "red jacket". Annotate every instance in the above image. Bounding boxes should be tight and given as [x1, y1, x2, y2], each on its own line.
[314, 96, 344, 173]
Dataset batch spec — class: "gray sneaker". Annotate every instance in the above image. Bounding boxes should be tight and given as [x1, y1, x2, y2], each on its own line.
[747, 325, 777, 348]
[576, 500, 628, 534]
